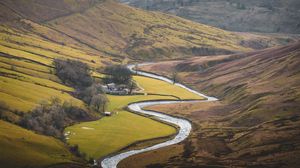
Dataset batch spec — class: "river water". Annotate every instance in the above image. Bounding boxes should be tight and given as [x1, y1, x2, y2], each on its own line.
[100, 64, 217, 168]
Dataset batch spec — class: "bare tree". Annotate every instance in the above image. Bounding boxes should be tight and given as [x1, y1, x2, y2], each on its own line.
[135, 63, 138, 75]
[172, 71, 178, 84]
[129, 81, 135, 95]
[90, 94, 109, 112]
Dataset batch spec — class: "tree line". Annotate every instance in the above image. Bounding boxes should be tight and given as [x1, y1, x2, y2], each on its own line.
[20, 98, 93, 139]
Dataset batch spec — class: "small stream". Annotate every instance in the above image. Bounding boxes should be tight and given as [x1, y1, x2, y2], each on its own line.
[100, 64, 218, 168]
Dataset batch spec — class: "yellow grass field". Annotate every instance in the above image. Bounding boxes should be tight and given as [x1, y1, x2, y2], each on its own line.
[0, 120, 80, 168]
[0, 26, 96, 113]
[65, 110, 176, 158]
[133, 75, 203, 100]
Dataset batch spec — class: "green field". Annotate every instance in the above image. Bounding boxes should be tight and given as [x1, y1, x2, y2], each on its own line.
[0, 120, 81, 168]
[65, 75, 203, 158]
[65, 110, 176, 158]
[133, 75, 203, 100]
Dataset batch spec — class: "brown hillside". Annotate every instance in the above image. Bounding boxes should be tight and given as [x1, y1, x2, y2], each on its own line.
[123, 42, 300, 167]
[0, 0, 101, 23]
[0, 0, 295, 61]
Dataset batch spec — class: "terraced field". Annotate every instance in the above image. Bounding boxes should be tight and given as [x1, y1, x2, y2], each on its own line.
[0, 25, 103, 167]
[0, 25, 104, 115]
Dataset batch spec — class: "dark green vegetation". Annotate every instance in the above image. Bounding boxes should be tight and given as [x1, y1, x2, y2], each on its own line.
[121, 0, 300, 34]
[54, 58, 109, 113]
[123, 42, 300, 167]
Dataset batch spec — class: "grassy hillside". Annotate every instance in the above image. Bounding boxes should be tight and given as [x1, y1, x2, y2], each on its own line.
[125, 42, 300, 167]
[0, 0, 101, 23]
[0, 120, 83, 168]
[0, 25, 104, 117]
[0, 24, 99, 167]
[47, 0, 252, 60]
[1, 0, 292, 61]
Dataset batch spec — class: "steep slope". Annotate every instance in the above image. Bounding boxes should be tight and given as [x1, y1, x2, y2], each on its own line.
[0, 120, 83, 168]
[47, 0, 298, 60]
[121, 0, 300, 34]
[1, 0, 293, 62]
[125, 42, 300, 167]
[142, 42, 300, 125]
[46, 0, 249, 60]
[0, 0, 101, 23]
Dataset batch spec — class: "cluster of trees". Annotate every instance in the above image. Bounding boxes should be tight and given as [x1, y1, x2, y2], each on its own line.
[54, 58, 109, 113]
[19, 98, 92, 139]
[79, 84, 109, 113]
[103, 64, 132, 85]
[54, 58, 93, 88]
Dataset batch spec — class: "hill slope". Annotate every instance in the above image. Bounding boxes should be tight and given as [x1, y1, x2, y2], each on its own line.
[127, 42, 300, 167]
[0, 120, 83, 168]
[1, 0, 294, 62]
[121, 0, 300, 34]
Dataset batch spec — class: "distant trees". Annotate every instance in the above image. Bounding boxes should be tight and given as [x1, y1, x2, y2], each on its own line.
[54, 58, 92, 88]
[103, 65, 132, 85]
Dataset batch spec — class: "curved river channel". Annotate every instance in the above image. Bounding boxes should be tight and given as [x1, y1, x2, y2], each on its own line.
[100, 64, 218, 168]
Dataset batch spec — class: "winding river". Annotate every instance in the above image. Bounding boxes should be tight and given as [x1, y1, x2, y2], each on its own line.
[100, 64, 218, 168]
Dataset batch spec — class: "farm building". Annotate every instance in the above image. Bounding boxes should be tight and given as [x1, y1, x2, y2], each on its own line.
[104, 111, 112, 116]
[102, 83, 130, 95]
